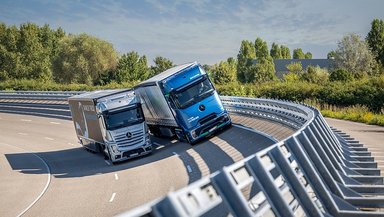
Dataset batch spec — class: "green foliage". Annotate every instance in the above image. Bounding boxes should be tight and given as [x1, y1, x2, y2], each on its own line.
[0, 22, 65, 81]
[53, 34, 118, 85]
[300, 66, 329, 84]
[329, 69, 354, 82]
[293, 48, 305, 59]
[334, 33, 376, 78]
[270, 43, 282, 59]
[255, 37, 269, 58]
[209, 57, 237, 84]
[237, 40, 256, 83]
[280, 45, 291, 59]
[115, 51, 149, 83]
[243, 38, 276, 83]
[286, 62, 303, 74]
[304, 52, 312, 59]
[150, 56, 173, 77]
[320, 105, 384, 126]
[0, 79, 138, 91]
[366, 19, 384, 67]
[327, 50, 336, 59]
[283, 73, 300, 82]
[214, 75, 384, 113]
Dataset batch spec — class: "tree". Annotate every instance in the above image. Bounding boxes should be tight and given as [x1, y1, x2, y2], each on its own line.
[329, 69, 354, 82]
[254, 37, 267, 58]
[334, 33, 376, 78]
[300, 66, 329, 84]
[115, 51, 149, 83]
[280, 45, 291, 59]
[150, 56, 173, 77]
[270, 43, 282, 59]
[366, 19, 384, 67]
[0, 22, 65, 81]
[17, 23, 53, 80]
[247, 38, 276, 83]
[304, 52, 312, 59]
[286, 62, 303, 74]
[237, 40, 255, 83]
[53, 34, 118, 85]
[293, 48, 305, 59]
[210, 57, 237, 84]
[327, 50, 336, 59]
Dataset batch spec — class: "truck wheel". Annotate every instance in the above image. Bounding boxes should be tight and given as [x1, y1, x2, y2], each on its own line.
[149, 126, 161, 137]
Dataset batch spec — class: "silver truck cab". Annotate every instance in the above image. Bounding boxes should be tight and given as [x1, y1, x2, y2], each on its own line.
[68, 89, 152, 163]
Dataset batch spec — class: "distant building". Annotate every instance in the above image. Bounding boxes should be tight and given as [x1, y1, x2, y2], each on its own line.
[254, 59, 335, 78]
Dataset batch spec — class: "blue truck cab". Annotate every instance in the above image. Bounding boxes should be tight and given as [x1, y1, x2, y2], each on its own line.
[134, 62, 231, 144]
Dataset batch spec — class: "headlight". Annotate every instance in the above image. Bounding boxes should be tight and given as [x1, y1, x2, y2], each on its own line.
[191, 130, 197, 139]
[111, 145, 118, 153]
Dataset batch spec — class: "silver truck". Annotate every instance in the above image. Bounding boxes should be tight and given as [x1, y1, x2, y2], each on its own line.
[68, 89, 152, 163]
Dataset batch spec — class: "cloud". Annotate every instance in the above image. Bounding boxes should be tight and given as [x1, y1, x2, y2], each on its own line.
[1, 0, 384, 64]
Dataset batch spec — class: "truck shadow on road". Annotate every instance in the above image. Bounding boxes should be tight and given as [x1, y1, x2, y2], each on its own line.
[4, 137, 193, 178]
[5, 126, 275, 187]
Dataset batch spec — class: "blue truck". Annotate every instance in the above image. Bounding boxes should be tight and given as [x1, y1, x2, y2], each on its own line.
[134, 62, 231, 144]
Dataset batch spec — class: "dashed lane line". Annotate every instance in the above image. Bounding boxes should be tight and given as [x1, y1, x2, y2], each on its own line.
[115, 173, 119, 180]
[187, 165, 192, 173]
[49, 122, 61, 125]
[21, 119, 32, 122]
[18, 132, 28, 136]
[109, 193, 116, 202]
[44, 137, 54, 141]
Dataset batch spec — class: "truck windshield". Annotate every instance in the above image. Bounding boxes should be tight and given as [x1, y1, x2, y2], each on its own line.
[172, 78, 214, 109]
[104, 106, 144, 130]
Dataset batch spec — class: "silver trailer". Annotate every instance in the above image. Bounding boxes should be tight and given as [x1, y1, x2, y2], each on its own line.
[68, 89, 152, 163]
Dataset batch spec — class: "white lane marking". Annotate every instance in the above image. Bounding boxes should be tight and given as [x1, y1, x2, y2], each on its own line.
[153, 142, 165, 150]
[187, 165, 192, 173]
[172, 152, 179, 157]
[109, 193, 116, 202]
[104, 160, 111, 166]
[0, 143, 51, 217]
[49, 121, 61, 125]
[44, 137, 54, 141]
[21, 119, 32, 122]
[67, 142, 76, 146]
[115, 173, 119, 180]
[18, 132, 28, 136]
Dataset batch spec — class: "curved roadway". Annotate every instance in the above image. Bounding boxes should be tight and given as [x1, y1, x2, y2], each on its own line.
[0, 112, 283, 216]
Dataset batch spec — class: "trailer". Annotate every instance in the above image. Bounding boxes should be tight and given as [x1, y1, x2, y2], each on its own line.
[134, 62, 231, 144]
[68, 89, 152, 163]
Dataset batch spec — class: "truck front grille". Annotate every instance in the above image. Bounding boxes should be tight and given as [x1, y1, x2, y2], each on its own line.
[198, 113, 217, 125]
[114, 129, 144, 147]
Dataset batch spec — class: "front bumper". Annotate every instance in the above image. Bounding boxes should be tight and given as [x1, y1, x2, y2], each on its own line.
[109, 141, 152, 162]
[190, 113, 232, 142]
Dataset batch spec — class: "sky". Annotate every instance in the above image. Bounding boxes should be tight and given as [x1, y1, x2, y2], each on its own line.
[1, 0, 383, 65]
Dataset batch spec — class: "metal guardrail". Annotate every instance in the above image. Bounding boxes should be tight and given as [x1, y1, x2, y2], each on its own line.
[0, 90, 84, 101]
[1, 91, 383, 216]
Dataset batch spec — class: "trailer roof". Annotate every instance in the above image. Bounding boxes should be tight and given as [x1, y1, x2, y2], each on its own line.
[136, 62, 197, 87]
[68, 89, 132, 101]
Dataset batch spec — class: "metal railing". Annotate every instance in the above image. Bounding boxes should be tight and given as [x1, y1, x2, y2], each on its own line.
[0, 90, 84, 101]
[1, 91, 383, 216]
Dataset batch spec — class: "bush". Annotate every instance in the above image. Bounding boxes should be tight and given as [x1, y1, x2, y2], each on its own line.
[329, 69, 354, 82]
[300, 66, 329, 84]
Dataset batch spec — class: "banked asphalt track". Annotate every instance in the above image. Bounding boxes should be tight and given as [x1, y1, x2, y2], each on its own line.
[0, 100, 295, 217]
